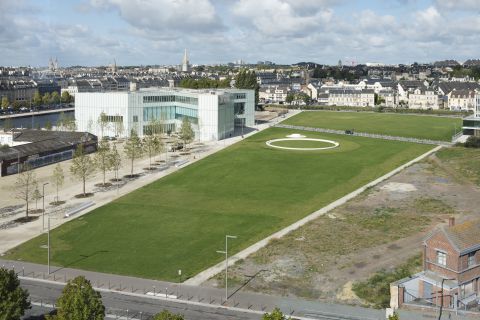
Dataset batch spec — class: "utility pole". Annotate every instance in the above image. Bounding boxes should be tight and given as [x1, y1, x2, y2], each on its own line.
[216, 235, 237, 301]
[42, 182, 49, 230]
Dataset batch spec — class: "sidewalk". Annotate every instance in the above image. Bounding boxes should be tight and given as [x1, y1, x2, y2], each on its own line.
[1, 259, 471, 320]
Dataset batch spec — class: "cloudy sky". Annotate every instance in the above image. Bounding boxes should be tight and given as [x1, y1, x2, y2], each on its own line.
[1, 0, 479, 67]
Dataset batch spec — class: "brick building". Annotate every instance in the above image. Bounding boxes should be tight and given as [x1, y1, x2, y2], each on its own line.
[391, 218, 480, 311]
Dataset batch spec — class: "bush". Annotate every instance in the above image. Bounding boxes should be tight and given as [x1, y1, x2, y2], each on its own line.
[352, 255, 421, 309]
[464, 136, 480, 148]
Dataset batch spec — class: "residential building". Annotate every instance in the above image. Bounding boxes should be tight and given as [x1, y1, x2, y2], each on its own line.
[0, 80, 37, 104]
[327, 89, 374, 107]
[75, 88, 255, 141]
[408, 87, 440, 110]
[391, 218, 480, 311]
[448, 90, 476, 111]
[259, 86, 289, 103]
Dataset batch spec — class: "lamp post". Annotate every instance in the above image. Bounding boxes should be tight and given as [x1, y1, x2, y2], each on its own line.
[438, 277, 455, 320]
[42, 182, 49, 230]
[216, 235, 237, 301]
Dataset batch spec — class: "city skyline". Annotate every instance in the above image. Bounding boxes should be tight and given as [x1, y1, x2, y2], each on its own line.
[1, 0, 480, 67]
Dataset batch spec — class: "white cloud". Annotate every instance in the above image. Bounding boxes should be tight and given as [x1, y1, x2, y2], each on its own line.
[89, 0, 223, 33]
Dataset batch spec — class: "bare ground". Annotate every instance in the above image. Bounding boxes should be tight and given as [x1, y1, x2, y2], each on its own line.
[203, 147, 480, 305]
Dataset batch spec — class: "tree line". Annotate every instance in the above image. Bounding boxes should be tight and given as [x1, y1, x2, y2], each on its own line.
[0, 91, 73, 111]
[14, 114, 195, 210]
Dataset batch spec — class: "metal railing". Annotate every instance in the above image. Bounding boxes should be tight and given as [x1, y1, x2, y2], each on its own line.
[275, 124, 452, 146]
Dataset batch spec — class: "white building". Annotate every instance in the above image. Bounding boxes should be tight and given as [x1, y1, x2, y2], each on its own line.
[75, 88, 255, 142]
[408, 88, 440, 110]
[259, 86, 289, 103]
[447, 90, 476, 111]
[327, 89, 375, 107]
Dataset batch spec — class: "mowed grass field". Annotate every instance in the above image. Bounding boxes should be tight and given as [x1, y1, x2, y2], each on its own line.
[283, 111, 462, 141]
[5, 127, 432, 281]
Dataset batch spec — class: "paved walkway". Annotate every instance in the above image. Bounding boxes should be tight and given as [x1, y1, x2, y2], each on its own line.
[3, 258, 465, 320]
[276, 123, 452, 145]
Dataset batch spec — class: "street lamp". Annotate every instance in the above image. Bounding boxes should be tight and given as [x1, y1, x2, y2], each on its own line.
[42, 182, 49, 230]
[216, 235, 237, 301]
[438, 277, 455, 320]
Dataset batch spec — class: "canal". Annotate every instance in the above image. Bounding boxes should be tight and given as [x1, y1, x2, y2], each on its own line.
[0, 111, 75, 129]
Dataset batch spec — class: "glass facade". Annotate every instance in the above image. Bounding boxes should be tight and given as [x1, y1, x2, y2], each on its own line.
[143, 106, 198, 124]
[143, 95, 198, 105]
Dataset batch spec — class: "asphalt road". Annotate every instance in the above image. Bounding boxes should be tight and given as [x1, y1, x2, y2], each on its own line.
[21, 279, 260, 320]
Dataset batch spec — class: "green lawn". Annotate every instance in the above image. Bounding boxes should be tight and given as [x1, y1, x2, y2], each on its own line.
[283, 111, 462, 141]
[5, 128, 432, 281]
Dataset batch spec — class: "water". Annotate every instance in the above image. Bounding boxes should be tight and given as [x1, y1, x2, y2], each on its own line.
[0, 111, 75, 129]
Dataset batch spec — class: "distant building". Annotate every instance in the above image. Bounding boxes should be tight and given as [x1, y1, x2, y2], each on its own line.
[180, 49, 191, 73]
[259, 86, 289, 103]
[75, 88, 255, 141]
[408, 87, 440, 110]
[448, 90, 475, 111]
[327, 89, 374, 107]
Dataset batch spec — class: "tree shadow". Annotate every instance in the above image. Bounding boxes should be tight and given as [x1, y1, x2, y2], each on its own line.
[228, 269, 268, 299]
[53, 250, 110, 273]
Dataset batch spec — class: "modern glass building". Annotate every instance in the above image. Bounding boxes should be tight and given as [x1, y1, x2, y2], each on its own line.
[75, 88, 255, 141]
[462, 93, 480, 137]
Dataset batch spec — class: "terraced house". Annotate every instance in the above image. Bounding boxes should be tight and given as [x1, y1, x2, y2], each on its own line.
[392, 218, 480, 312]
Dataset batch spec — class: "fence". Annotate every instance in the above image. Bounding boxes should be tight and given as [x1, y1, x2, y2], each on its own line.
[275, 124, 452, 146]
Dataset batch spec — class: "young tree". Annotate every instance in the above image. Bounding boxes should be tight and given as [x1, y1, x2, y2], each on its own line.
[70, 144, 95, 197]
[179, 117, 194, 151]
[32, 186, 42, 211]
[143, 135, 160, 169]
[1, 96, 9, 109]
[97, 112, 109, 138]
[33, 91, 42, 107]
[45, 120, 52, 130]
[110, 144, 122, 181]
[42, 92, 51, 105]
[57, 111, 66, 131]
[124, 130, 143, 176]
[153, 310, 185, 320]
[64, 114, 77, 131]
[46, 276, 105, 320]
[61, 91, 72, 104]
[262, 308, 289, 320]
[51, 91, 61, 104]
[0, 268, 31, 320]
[13, 163, 38, 217]
[51, 163, 65, 203]
[388, 313, 400, 320]
[113, 115, 124, 138]
[94, 140, 113, 185]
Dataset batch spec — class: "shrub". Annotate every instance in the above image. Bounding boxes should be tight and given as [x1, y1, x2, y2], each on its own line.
[464, 136, 480, 148]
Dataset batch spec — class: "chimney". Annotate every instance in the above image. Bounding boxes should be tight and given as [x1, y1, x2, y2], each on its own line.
[448, 217, 455, 227]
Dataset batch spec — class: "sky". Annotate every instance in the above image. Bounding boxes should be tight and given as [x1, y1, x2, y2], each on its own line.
[1, 0, 480, 67]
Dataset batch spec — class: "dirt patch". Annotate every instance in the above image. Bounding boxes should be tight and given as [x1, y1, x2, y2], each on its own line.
[203, 147, 480, 305]
[74, 193, 94, 199]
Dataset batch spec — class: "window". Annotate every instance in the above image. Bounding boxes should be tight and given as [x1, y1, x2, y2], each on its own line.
[133, 115, 138, 123]
[437, 251, 447, 266]
[468, 252, 476, 267]
[234, 93, 246, 99]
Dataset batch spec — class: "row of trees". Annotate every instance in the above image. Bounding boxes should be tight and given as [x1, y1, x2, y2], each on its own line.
[235, 69, 260, 104]
[179, 77, 231, 89]
[14, 116, 195, 214]
[1, 266, 299, 320]
[0, 91, 73, 111]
